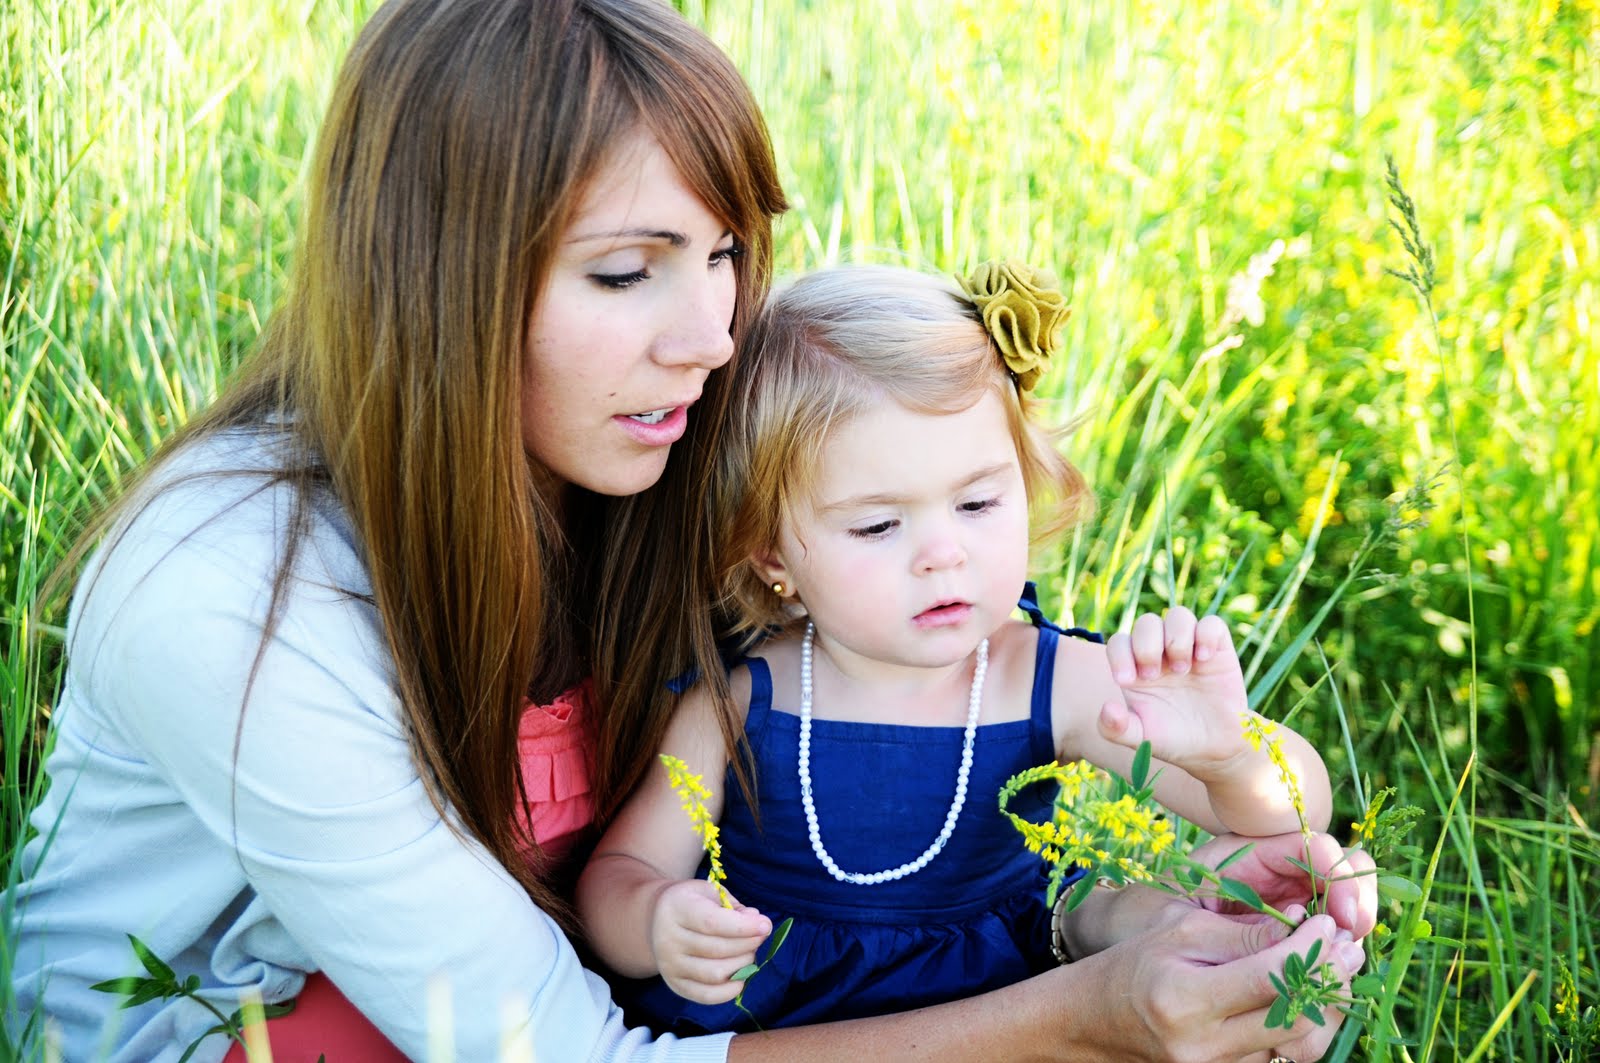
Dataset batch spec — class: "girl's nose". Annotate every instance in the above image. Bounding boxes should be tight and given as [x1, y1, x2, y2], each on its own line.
[914, 532, 967, 574]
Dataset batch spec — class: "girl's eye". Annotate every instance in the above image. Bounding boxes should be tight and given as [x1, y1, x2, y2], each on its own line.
[848, 519, 897, 540]
[590, 269, 649, 290]
[710, 244, 742, 268]
[960, 497, 1001, 515]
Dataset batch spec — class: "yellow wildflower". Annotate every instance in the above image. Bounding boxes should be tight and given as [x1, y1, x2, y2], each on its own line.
[1242, 713, 1310, 842]
[1351, 789, 1390, 846]
[659, 755, 731, 908]
[1556, 962, 1579, 1019]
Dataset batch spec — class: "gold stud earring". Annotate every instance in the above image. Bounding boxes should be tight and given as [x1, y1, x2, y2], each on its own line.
[772, 581, 786, 596]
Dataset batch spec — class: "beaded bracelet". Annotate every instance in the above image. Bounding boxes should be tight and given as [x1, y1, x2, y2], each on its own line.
[1049, 890, 1075, 964]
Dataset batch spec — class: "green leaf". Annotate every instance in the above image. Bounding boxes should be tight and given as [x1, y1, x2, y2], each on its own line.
[90, 977, 150, 997]
[1213, 843, 1255, 874]
[261, 1001, 297, 1019]
[762, 917, 794, 963]
[1130, 741, 1152, 790]
[1217, 876, 1267, 911]
[1066, 870, 1097, 911]
[730, 963, 761, 982]
[1350, 973, 1387, 996]
[1266, 996, 1290, 1029]
[122, 982, 175, 1009]
[1302, 938, 1323, 967]
[128, 935, 177, 984]
[1377, 874, 1423, 901]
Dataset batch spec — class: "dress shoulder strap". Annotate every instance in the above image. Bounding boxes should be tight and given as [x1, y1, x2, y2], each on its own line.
[1017, 581, 1105, 644]
[738, 656, 775, 736]
[1027, 626, 1060, 762]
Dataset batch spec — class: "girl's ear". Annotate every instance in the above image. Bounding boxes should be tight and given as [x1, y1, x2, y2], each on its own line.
[750, 549, 792, 598]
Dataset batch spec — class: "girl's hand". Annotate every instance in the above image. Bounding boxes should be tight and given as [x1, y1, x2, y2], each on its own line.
[1099, 607, 1250, 777]
[651, 879, 773, 1004]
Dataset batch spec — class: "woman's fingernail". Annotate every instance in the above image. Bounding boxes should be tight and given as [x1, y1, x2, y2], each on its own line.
[1338, 941, 1366, 970]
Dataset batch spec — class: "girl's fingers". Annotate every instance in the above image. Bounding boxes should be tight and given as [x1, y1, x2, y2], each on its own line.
[676, 948, 760, 985]
[1193, 612, 1233, 664]
[680, 927, 773, 959]
[1097, 699, 1144, 747]
[1161, 606, 1197, 674]
[1128, 613, 1166, 678]
[683, 899, 771, 940]
[1105, 631, 1135, 684]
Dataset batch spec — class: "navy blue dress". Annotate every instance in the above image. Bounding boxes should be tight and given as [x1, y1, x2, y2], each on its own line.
[617, 622, 1089, 1034]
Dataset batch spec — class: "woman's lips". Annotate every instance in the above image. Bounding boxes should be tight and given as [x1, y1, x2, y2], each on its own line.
[614, 404, 689, 446]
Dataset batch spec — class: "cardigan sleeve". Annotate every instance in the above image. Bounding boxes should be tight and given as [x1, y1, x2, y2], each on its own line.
[21, 435, 731, 1063]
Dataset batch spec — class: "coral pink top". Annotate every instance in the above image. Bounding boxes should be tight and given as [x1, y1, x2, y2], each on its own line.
[225, 685, 598, 1062]
[515, 679, 597, 861]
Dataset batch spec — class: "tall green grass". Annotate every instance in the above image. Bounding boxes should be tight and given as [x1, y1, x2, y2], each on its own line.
[4, 0, 1597, 1058]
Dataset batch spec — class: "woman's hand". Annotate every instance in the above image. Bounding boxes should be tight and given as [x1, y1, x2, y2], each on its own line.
[1081, 904, 1365, 1062]
[1055, 829, 1377, 1061]
[1190, 830, 1379, 939]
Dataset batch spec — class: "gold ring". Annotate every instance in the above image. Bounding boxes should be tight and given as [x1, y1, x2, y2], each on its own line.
[1269, 1057, 1298, 1063]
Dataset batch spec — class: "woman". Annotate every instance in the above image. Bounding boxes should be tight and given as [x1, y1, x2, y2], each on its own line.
[5, 0, 1373, 1060]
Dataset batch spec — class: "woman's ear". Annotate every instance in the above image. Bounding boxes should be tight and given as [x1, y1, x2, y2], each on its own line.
[750, 549, 792, 598]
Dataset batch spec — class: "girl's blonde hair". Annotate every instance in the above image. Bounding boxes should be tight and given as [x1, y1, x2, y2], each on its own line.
[714, 265, 1092, 646]
[53, 0, 786, 927]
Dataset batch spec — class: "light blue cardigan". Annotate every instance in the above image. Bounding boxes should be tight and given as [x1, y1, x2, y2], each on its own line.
[6, 428, 730, 1063]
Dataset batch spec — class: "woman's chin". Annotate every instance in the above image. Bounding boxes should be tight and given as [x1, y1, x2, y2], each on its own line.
[573, 451, 673, 498]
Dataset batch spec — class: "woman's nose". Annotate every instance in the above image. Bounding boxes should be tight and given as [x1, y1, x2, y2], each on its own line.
[657, 271, 736, 370]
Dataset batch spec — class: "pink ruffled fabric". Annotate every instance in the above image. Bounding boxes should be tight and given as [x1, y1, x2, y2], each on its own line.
[230, 683, 602, 1060]
[515, 678, 597, 861]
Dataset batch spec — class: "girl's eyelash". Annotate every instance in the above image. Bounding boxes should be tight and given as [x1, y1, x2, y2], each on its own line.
[847, 520, 897, 539]
[591, 269, 648, 290]
[960, 497, 1001, 514]
[711, 244, 741, 266]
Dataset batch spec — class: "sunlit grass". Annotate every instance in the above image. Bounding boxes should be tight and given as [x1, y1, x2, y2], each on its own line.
[4, 0, 1597, 1058]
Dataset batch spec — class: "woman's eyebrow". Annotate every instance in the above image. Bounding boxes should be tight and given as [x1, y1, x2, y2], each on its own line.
[568, 227, 689, 246]
[566, 227, 734, 247]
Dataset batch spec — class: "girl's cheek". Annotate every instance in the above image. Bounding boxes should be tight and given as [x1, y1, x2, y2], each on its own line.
[836, 548, 889, 588]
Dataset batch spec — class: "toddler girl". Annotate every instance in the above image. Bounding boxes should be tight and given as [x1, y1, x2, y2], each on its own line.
[576, 263, 1332, 1034]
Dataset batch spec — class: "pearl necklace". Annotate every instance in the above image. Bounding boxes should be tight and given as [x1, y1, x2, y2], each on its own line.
[798, 621, 987, 885]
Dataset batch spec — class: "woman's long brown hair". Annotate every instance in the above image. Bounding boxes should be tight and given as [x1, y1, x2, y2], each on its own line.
[54, 0, 785, 928]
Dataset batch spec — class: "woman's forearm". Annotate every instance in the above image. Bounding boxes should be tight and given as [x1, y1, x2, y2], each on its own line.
[725, 961, 1117, 1063]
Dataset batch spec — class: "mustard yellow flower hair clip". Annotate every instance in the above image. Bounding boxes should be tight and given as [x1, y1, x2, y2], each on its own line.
[957, 259, 1070, 391]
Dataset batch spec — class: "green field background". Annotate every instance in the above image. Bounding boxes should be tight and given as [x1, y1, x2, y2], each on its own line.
[4, 0, 1598, 1058]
